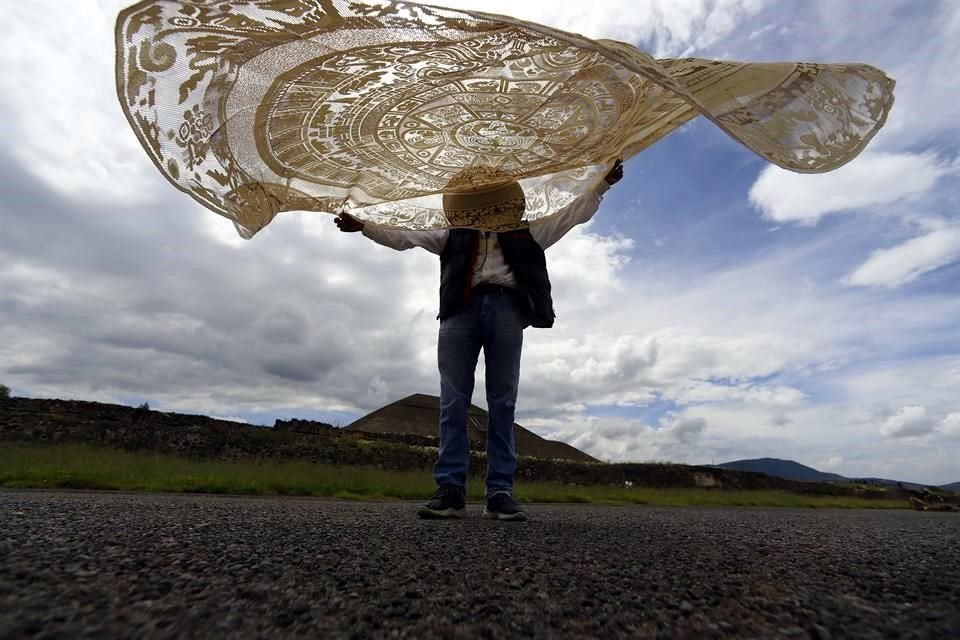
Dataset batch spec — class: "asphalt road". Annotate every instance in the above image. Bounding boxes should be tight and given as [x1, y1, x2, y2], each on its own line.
[1, 490, 958, 639]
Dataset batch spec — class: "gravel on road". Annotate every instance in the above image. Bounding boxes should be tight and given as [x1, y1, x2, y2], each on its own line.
[1, 489, 958, 639]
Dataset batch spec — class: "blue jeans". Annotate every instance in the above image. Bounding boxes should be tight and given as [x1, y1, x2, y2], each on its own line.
[435, 290, 525, 497]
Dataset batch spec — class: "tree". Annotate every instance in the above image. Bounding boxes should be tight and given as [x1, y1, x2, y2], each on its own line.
[0, 384, 10, 400]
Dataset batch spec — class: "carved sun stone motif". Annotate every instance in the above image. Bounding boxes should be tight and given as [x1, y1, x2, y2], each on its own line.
[115, 0, 894, 238]
[256, 38, 624, 203]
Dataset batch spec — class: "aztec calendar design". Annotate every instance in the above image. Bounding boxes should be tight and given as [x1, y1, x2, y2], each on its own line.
[116, 0, 894, 237]
[257, 40, 630, 200]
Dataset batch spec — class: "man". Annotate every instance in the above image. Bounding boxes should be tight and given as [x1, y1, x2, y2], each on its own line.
[335, 160, 624, 520]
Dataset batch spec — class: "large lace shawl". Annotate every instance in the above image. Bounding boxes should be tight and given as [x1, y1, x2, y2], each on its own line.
[116, 0, 894, 237]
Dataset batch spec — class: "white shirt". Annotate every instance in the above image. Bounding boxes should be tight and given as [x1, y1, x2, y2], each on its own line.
[362, 182, 610, 288]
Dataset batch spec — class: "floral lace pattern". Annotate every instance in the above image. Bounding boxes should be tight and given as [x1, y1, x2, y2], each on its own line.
[115, 0, 894, 238]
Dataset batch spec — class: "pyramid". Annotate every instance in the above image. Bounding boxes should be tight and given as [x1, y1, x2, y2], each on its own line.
[346, 394, 597, 463]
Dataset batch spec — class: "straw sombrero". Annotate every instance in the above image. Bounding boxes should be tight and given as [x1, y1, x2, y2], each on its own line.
[115, 0, 894, 237]
[442, 167, 525, 229]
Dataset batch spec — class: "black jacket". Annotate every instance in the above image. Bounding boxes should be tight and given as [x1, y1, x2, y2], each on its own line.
[438, 229, 555, 328]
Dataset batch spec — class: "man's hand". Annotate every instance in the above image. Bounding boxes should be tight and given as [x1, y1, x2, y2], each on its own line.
[604, 159, 624, 186]
[334, 213, 364, 233]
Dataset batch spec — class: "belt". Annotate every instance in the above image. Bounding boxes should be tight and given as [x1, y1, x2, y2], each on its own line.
[471, 283, 517, 297]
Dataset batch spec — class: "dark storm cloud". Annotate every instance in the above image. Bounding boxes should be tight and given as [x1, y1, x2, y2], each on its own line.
[671, 416, 706, 444]
[260, 359, 327, 384]
[0, 149, 194, 280]
[0, 138, 437, 417]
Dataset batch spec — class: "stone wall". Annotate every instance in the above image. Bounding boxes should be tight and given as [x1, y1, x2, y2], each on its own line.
[0, 398, 434, 473]
[0, 397, 900, 498]
[273, 418, 337, 434]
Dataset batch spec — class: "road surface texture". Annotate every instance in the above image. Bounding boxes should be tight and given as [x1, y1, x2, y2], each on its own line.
[1, 490, 957, 639]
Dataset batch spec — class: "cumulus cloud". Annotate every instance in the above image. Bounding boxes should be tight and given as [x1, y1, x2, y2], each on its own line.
[530, 410, 708, 464]
[942, 413, 960, 439]
[861, 1, 960, 150]
[748, 152, 953, 225]
[844, 226, 960, 288]
[770, 412, 793, 428]
[660, 413, 707, 444]
[0, 1, 158, 203]
[437, 0, 765, 57]
[818, 456, 844, 471]
[547, 222, 634, 307]
[518, 326, 813, 416]
[842, 358, 960, 424]
[668, 380, 805, 407]
[880, 406, 938, 439]
[0, 148, 438, 417]
[875, 405, 960, 443]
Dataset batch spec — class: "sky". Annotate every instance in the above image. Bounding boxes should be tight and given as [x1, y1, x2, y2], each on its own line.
[1, 0, 958, 485]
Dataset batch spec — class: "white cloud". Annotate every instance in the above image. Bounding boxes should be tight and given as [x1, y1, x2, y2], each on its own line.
[660, 413, 707, 444]
[668, 380, 805, 406]
[519, 326, 815, 416]
[942, 413, 960, 439]
[844, 226, 960, 288]
[748, 152, 952, 225]
[530, 411, 709, 464]
[436, 0, 765, 57]
[770, 412, 793, 428]
[210, 415, 249, 424]
[880, 406, 937, 439]
[818, 455, 844, 471]
[863, 1, 960, 151]
[547, 222, 633, 307]
[747, 24, 776, 40]
[841, 357, 960, 421]
[0, 1, 157, 203]
[652, 399, 958, 484]
[515, 242, 960, 480]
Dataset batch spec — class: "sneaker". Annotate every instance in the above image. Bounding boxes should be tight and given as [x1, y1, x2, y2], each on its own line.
[482, 493, 527, 521]
[417, 486, 466, 519]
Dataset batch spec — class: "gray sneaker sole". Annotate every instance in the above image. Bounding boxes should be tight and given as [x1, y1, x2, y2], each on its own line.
[417, 506, 466, 519]
[482, 507, 527, 521]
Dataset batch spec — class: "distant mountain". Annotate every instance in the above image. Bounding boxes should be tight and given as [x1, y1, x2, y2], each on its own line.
[714, 458, 847, 483]
[714, 457, 957, 492]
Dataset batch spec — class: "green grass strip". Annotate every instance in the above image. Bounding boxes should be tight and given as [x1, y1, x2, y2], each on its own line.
[0, 443, 907, 509]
